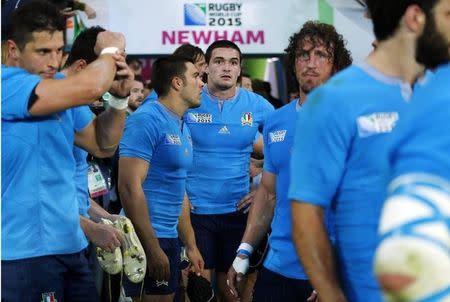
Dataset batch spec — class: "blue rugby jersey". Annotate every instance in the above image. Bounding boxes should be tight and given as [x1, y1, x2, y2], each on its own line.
[2, 66, 91, 260]
[120, 101, 193, 237]
[184, 87, 274, 214]
[288, 63, 411, 301]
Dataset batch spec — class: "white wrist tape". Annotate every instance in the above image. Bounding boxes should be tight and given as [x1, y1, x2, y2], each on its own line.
[232, 256, 249, 275]
[100, 47, 119, 56]
[108, 94, 129, 110]
[237, 242, 254, 255]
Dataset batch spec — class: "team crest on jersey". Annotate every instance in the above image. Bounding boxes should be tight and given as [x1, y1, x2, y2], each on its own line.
[357, 112, 399, 138]
[187, 112, 213, 123]
[165, 134, 182, 145]
[241, 112, 253, 126]
[41, 292, 57, 302]
[269, 130, 287, 143]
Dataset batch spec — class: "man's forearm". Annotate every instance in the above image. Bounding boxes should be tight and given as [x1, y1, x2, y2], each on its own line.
[119, 185, 160, 254]
[94, 107, 126, 155]
[80, 215, 96, 238]
[32, 55, 118, 116]
[242, 184, 275, 247]
[177, 195, 197, 249]
[88, 198, 112, 222]
[291, 202, 346, 302]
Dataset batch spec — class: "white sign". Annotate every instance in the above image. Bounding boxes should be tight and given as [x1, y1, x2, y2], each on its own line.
[82, 0, 373, 61]
[82, 0, 314, 55]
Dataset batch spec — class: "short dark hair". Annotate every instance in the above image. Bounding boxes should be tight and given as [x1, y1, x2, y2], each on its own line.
[10, 0, 65, 49]
[173, 43, 205, 63]
[151, 55, 194, 97]
[205, 40, 242, 64]
[366, 0, 439, 41]
[64, 26, 106, 67]
[126, 57, 142, 67]
[285, 21, 352, 75]
[134, 75, 144, 84]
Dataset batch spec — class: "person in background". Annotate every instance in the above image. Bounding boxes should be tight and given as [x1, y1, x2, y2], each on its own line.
[240, 73, 253, 91]
[127, 76, 145, 115]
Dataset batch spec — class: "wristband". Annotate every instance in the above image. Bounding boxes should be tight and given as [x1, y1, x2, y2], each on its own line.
[108, 94, 128, 110]
[236, 242, 254, 255]
[237, 249, 251, 257]
[232, 256, 249, 274]
[100, 47, 119, 56]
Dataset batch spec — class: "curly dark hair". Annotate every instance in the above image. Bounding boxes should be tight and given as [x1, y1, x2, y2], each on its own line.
[284, 21, 352, 75]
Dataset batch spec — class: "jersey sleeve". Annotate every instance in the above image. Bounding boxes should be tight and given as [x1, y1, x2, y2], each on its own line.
[1, 68, 41, 120]
[390, 83, 450, 180]
[120, 112, 161, 163]
[257, 96, 275, 133]
[288, 86, 354, 208]
[262, 119, 277, 174]
[72, 105, 94, 133]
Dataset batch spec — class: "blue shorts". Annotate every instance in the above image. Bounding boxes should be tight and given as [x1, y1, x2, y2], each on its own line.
[123, 238, 180, 297]
[190, 211, 247, 272]
[1, 250, 99, 302]
[253, 266, 313, 302]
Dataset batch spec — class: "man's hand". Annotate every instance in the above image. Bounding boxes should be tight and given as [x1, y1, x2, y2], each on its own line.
[236, 191, 255, 213]
[249, 158, 263, 177]
[60, 7, 77, 17]
[87, 223, 122, 252]
[227, 254, 249, 297]
[83, 3, 97, 19]
[94, 31, 126, 56]
[146, 246, 171, 281]
[186, 246, 204, 276]
[109, 60, 134, 98]
[307, 290, 318, 302]
[107, 214, 121, 222]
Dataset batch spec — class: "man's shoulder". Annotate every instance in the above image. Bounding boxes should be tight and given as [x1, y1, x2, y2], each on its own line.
[306, 65, 373, 110]
[2, 65, 39, 83]
[422, 65, 450, 98]
[237, 88, 272, 106]
[266, 101, 295, 124]
[127, 102, 165, 127]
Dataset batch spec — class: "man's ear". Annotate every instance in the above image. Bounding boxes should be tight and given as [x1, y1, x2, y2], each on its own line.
[7, 40, 20, 61]
[404, 4, 426, 34]
[171, 76, 183, 91]
[74, 59, 88, 72]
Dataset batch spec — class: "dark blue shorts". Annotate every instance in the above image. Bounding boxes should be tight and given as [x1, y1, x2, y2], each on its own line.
[1, 250, 99, 302]
[253, 267, 313, 302]
[190, 211, 247, 272]
[123, 238, 180, 297]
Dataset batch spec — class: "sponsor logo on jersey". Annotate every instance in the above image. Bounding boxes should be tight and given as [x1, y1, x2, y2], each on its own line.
[188, 112, 213, 123]
[218, 125, 230, 134]
[269, 130, 287, 143]
[165, 134, 182, 145]
[241, 112, 253, 126]
[357, 112, 399, 137]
